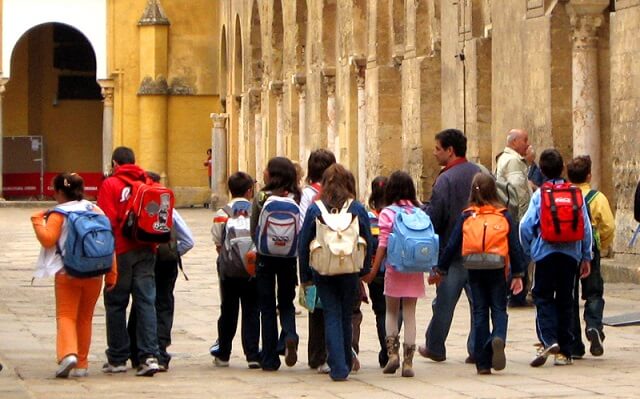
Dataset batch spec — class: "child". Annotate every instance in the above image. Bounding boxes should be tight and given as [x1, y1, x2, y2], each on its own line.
[567, 155, 614, 358]
[434, 173, 526, 374]
[31, 173, 117, 378]
[298, 164, 372, 381]
[520, 149, 592, 367]
[210, 172, 260, 368]
[363, 171, 426, 377]
[250, 157, 302, 371]
[298, 149, 336, 373]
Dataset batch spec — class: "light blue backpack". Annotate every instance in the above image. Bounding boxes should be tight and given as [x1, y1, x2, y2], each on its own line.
[386, 205, 439, 273]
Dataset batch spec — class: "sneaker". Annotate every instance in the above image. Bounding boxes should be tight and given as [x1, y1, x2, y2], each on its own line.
[209, 341, 221, 357]
[316, 363, 330, 374]
[70, 368, 89, 378]
[417, 345, 446, 362]
[477, 368, 491, 375]
[351, 348, 360, 372]
[55, 354, 78, 378]
[213, 357, 229, 367]
[464, 355, 476, 364]
[102, 362, 127, 373]
[586, 328, 604, 357]
[530, 343, 560, 367]
[553, 353, 573, 366]
[157, 364, 168, 372]
[247, 360, 261, 369]
[491, 338, 506, 371]
[136, 357, 159, 377]
[284, 339, 297, 367]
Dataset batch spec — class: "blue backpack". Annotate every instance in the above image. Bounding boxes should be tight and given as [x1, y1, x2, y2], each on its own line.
[54, 208, 115, 278]
[386, 205, 439, 273]
[256, 195, 300, 258]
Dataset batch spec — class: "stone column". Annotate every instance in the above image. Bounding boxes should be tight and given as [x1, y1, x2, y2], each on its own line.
[355, 61, 367, 202]
[270, 81, 285, 156]
[323, 68, 337, 160]
[567, 1, 608, 188]
[293, 74, 307, 165]
[0, 78, 6, 200]
[210, 113, 229, 208]
[251, 90, 264, 180]
[98, 79, 115, 176]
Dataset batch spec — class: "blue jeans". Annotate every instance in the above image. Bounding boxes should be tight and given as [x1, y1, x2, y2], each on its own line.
[316, 273, 359, 380]
[425, 260, 474, 359]
[571, 247, 604, 356]
[468, 269, 508, 370]
[256, 255, 298, 370]
[532, 253, 578, 357]
[105, 247, 159, 365]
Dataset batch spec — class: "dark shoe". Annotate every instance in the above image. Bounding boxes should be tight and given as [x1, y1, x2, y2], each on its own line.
[586, 328, 604, 357]
[157, 363, 168, 372]
[477, 368, 491, 375]
[530, 343, 560, 367]
[417, 345, 446, 362]
[247, 360, 261, 369]
[378, 350, 389, 368]
[464, 355, 476, 364]
[284, 339, 297, 367]
[491, 338, 506, 371]
[508, 299, 533, 308]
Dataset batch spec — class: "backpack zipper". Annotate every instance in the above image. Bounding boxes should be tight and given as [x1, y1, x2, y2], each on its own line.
[482, 222, 487, 252]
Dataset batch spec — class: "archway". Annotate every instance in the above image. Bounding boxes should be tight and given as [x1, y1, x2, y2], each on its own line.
[4, 23, 103, 199]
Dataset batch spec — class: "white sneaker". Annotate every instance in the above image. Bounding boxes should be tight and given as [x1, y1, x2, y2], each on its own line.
[316, 363, 330, 374]
[102, 362, 127, 373]
[136, 357, 159, 377]
[213, 357, 229, 367]
[56, 355, 78, 378]
[70, 368, 89, 378]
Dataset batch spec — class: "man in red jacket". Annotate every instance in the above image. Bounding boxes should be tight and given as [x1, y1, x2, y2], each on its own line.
[97, 146, 160, 377]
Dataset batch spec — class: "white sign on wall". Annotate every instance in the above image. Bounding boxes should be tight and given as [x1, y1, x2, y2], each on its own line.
[2, 0, 107, 79]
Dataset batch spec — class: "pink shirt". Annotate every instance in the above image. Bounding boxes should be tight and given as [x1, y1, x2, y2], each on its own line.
[378, 200, 416, 248]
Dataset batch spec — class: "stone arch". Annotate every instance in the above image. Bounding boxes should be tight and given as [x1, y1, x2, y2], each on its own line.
[296, 0, 308, 70]
[392, 0, 405, 55]
[234, 15, 243, 95]
[250, 0, 263, 85]
[220, 25, 228, 100]
[271, 0, 284, 80]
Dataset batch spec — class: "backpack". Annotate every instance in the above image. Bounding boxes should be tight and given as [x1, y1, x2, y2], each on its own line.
[118, 175, 175, 244]
[156, 227, 179, 263]
[368, 209, 385, 273]
[218, 201, 255, 278]
[386, 205, 439, 273]
[585, 189, 601, 251]
[309, 200, 367, 276]
[256, 195, 300, 257]
[53, 208, 115, 278]
[539, 181, 585, 243]
[461, 205, 510, 270]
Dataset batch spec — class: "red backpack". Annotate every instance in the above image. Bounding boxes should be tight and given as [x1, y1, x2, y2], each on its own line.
[118, 175, 175, 243]
[539, 182, 585, 243]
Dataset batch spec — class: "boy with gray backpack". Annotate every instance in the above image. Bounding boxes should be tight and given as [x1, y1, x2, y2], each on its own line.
[209, 172, 261, 368]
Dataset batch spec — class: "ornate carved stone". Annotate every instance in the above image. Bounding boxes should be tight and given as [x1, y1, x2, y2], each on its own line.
[569, 13, 603, 50]
[292, 74, 306, 98]
[169, 77, 196, 95]
[248, 88, 261, 111]
[139, 0, 170, 26]
[210, 113, 228, 129]
[138, 76, 169, 95]
[98, 79, 115, 106]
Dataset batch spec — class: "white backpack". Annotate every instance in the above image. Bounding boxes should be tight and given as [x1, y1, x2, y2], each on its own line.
[309, 200, 367, 276]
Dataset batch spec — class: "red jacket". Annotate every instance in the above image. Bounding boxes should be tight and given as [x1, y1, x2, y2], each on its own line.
[97, 164, 153, 255]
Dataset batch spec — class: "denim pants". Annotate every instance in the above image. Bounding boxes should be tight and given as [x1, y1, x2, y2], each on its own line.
[532, 253, 578, 357]
[128, 257, 178, 367]
[256, 255, 298, 370]
[571, 247, 604, 356]
[105, 247, 159, 365]
[468, 269, 508, 370]
[316, 273, 359, 380]
[216, 276, 260, 362]
[425, 260, 474, 359]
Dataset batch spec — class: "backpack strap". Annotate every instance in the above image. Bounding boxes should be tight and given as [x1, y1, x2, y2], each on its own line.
[315, 199, 352, 216]
[585, 189, 599, 205]
[545, 188, 563, 235]
[570, 186, 580, 232]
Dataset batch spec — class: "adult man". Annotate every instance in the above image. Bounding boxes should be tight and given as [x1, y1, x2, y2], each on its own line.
[419, 128, 480, 363]
[97, 147, 160, 377]
[496, 129, 533, 307]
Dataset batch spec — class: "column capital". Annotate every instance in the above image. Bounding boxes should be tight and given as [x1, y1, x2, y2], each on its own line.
[0, 77, 7, 96]
[322, 68, 336, 96]
[98, 79, 115, 107]
[248, 88, 261, 111]
[567, 1, 608, 49]
[269, 80, 284, 96]
[292, 73, 306, 98]
[210, 113, 229, 128]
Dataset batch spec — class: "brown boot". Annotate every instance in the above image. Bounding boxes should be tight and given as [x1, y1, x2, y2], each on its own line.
[382, 336, 400, 374]
[402, 344, 416, 377]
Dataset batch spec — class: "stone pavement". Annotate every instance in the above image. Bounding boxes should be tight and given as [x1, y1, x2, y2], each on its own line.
[1, 207, 640, 399]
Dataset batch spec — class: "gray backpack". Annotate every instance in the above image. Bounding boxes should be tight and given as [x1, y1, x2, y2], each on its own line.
[217, 202, 255, 279]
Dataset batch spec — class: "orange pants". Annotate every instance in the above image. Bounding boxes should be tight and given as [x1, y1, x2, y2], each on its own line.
[55, 272, 102, 368]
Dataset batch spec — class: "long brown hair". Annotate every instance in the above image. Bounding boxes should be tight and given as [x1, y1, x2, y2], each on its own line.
[319, 164, 356, 210]
[468, 173, 502, 207]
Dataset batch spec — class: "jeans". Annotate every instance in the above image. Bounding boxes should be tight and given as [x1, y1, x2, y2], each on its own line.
[216, 276, 260, 362]
[571, 247, 605, 356]
[425, 260, 474, 359]
[316, 273, 359, 380]
[532, 253, 578, 357]
[128, 257, 179, 367]
[256, 255, 298, 370]
[468, 269, 508, 370]
[368, 276, 388, 366]
[105, 247, 159, 365]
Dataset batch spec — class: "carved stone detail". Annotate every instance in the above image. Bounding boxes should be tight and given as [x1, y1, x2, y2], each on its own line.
[138, 76, 169, 95]
[139, 0, 170, 26]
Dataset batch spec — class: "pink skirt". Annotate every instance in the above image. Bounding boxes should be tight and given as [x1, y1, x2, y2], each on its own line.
[384, 265, 425, 298]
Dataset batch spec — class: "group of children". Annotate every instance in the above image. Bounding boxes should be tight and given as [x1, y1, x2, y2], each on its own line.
[209, 146, 613, 381]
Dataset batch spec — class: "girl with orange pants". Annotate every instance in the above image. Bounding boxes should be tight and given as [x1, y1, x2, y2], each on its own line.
[31, 173, 117, 378]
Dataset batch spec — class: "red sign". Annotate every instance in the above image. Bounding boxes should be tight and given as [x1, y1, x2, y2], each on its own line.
[2, 172, 104, 198]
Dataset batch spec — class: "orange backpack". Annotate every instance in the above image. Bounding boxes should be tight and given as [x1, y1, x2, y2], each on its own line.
[461, 205, 509, 270]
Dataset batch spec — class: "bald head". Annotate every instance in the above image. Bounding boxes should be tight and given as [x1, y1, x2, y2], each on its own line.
[506, 129, 529, 157]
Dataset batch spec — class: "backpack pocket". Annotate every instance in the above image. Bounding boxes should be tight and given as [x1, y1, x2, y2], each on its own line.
[260, 212, 298, 257]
